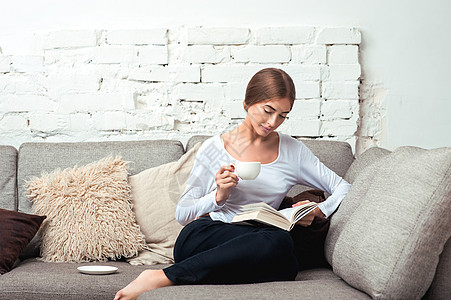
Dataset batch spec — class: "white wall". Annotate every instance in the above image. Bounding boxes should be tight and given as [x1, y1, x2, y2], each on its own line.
[1, 0, 450, 151]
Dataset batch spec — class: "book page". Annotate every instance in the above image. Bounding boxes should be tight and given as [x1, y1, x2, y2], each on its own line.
[279, 202, 317, 223]
[238, 202, 287, 220]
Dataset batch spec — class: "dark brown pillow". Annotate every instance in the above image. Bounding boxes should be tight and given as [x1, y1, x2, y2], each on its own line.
[280, 189, 331, 270]
[0, 208, 46, 274]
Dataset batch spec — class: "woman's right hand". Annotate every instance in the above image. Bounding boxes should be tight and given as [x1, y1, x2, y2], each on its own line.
[215, 165, 239, 205]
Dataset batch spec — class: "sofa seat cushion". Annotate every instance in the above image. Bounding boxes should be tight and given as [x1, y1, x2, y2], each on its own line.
[140, 273, 370, 300]
[325, 146, 451, 299]
[0, 260, 370, 300]
[0, 259, 153, 300]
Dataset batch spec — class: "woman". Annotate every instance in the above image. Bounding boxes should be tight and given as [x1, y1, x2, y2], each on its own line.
[114, 68, 351, 300]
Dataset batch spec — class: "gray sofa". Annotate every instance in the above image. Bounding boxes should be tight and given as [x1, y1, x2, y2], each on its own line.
[0, 136, 449, 300]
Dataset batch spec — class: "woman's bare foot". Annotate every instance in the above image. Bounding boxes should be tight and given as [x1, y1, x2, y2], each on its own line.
[114, 269, 173, 300]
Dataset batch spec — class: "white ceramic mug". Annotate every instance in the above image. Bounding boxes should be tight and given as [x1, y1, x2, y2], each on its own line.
[233, 162, 261, 180]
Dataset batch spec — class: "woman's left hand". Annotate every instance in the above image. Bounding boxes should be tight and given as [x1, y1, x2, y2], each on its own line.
[293, 200, 326, 227]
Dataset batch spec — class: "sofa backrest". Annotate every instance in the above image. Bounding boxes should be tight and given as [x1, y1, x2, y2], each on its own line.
[0, 145, 18, 211]
[17, 140, 184, 213]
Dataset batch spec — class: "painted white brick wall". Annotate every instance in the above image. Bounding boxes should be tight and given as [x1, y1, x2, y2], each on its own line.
[0, 26, 361, 152]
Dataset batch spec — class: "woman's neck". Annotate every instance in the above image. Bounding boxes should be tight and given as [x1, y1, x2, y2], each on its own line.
[221, 123, 279, 163]
[222, 121, 274, 150]
[233, 121, 272, 145]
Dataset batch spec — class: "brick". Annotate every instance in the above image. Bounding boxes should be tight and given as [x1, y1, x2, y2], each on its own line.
[328, 45, 359, 64]
[280, 119, 321, 136]
[294, 82, 320, 99]
[36, 30, 98, 49]
[43, 73, 101, 95]
[291, 45, 326, 64]
[322, 81, 359, 99]
[254, 27, 315, 45]
[188, 27, 250, 45]
[126, 111, 173, 130]
[129, 66, 200, 82]
[0, 76, 42, 94]
[321, 119, 358, 136]
[289, 99, 321, 119]
[68, 113, 93, 131]
[42, 48, 95, 65]
[185, 46, 230, 64]
[29, 114, 68, 132]
[321, 100, 359, 119]
[328, 64, 361, 80]
[0, 55, 12, 73]
[176, 83, 225, 102]
[174, 101, 206, 124]
[203, 64, 321, 84]
[0, 95, 56, 112]
[135, 89, 170, 108]
[93, 46, 136, 64]
[93, 111, 127, 131]
[58, 93, 135, 113]
[233, 46, 291, 63]
[106, 29, 168, 45]
[316, 27, 361, 45]
[0, 114, 28, 131]
[11, 56, 44, 74]
[202, 65, 261, 83]
[281, 65, 321, 81]
[174, 66, 201, 82]
[129, 66, 169, 82]
[125, 112, 149, 130]
[228, 100, 246, 118]
[320, 65, 330, 81]
[138, 46, 168, 65]
[226, 82, 247, 100]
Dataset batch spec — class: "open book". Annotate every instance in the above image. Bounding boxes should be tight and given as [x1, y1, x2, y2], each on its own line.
[231, 201, 317, 231]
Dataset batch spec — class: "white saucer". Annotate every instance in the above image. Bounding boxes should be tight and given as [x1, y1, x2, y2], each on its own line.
[77, 266, 118, 275]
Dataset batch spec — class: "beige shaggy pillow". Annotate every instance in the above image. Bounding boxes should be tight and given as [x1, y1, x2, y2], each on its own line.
[26, 156, 146, 263]
[127, 142, 201, 266]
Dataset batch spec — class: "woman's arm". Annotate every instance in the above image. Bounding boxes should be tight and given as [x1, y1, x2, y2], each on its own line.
[175, 140, 238, 226]
[296, 142, 351, 218]
[176, 187, 221, 226]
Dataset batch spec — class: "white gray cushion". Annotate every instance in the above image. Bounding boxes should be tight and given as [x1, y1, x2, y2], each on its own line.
[325, 146, 451, 299]
[0, 145, 17, 210]
[344, 146, 391, 184]
[18, 140, 184, 213]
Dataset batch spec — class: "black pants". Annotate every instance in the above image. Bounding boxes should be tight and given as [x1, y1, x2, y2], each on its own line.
[163, 216, 299, 285]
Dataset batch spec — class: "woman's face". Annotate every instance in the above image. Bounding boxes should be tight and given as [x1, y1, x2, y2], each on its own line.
[245, 97, 291, 137]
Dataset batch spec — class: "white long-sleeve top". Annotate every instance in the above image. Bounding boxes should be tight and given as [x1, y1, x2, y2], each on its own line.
[175, 133, 351, 226]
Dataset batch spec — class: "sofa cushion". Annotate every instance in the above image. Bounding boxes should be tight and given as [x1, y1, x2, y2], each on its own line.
[26, 156, 146, 263]
[127, 143, 201, 265]
[344, 146, 391, 184]
[1, 259, 370, 300]
[0, 259, 153, 300]
[18, 140, 184, 213]
[141, 276, 371, 300]
[423, 237, 451, 300]
[0, 209, 45, 274]
[0, 145, 17, 211]
[325, 146, 451, 299]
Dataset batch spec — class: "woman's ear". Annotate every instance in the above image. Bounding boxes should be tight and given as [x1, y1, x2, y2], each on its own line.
[243, 101, 248, 112]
